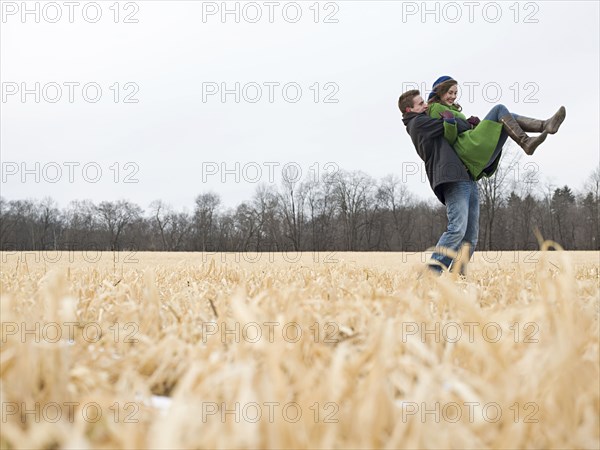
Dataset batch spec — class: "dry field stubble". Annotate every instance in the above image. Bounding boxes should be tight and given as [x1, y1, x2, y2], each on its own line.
[0, 250, 598, 449]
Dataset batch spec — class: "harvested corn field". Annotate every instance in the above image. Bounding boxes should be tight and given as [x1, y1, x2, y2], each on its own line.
[1, 250, 599, 449]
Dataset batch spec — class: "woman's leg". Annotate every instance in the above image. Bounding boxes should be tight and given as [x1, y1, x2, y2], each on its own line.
[483, 104, 548, 155]
[485, 104, 566, 134]
[483, 104, 518, 122]
[500, 115, 547, 155]
[515, 106, 566, 134]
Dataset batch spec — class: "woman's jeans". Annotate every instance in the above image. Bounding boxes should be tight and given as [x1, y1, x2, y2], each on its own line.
[483, 104, 516, 122]
[430, 180, 480, 271]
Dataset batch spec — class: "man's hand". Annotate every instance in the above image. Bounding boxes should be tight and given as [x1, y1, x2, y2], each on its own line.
[467, 116, 481, 128]
[440, 110, 456, 124]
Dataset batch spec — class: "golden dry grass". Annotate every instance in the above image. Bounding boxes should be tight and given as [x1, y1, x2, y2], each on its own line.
[1, 250, 599, 449]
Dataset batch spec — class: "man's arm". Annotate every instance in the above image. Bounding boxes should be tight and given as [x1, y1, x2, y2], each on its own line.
[410, 113, 469, 146]
[411, 114, 445, 139]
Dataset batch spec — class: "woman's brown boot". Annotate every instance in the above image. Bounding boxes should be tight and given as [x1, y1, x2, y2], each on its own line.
[500, 114, 549, 156]
[515, 106, 566, 134]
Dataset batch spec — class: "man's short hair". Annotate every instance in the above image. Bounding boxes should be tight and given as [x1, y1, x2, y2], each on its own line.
[398, 89, 420, 115]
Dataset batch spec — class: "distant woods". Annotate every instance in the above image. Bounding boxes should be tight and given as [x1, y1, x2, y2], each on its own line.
[1, 164, 599, 252]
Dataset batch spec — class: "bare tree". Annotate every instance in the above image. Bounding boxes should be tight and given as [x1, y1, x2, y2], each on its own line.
[480, 148, 522, 250]
[581, 167, 600, 249]
[149, 200, 192, 251]
[376, 174, 415, 250]
[0, 197, 16, 248]
[233, 202, 258, 251]
[95, 200, 142, 250]
[150, 200, 171, 250]
[252, 184, 280, 251]
[4, 199, 38, 249]
[584, 166, 600, 199]
[332, 170, 374, 250]
[62, 200, 97, 248]
[194, 192, 221, 251]
[304, 175, 336, 251]
[278, 167, 306, 251]
[551, 186, 576, 248]
[38, 197, 61, 250]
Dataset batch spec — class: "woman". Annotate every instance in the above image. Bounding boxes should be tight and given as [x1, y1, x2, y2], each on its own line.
[427, 75, 566, 180]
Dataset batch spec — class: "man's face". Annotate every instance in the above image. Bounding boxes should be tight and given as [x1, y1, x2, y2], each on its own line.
[408, 95, 428, 114]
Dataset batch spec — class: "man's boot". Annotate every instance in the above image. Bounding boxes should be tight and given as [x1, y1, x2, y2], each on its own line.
[500, 114, 549, 155]
[515, 106, 566, 134]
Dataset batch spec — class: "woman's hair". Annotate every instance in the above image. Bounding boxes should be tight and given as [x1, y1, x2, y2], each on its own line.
[429, 79, 462, 112]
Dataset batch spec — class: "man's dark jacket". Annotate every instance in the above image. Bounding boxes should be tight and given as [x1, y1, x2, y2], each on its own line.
[402, 112, 474, 205]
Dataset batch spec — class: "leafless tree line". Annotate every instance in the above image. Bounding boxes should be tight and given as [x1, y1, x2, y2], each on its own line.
[1, 164, 598, 253]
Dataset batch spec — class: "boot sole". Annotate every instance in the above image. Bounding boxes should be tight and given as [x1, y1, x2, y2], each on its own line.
[546, 106, 566, 134]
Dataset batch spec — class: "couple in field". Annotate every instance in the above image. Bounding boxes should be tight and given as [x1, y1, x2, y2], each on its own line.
[399, 75, 566, 275]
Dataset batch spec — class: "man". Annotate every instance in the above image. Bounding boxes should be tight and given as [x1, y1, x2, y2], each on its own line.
[398, 89, 497, 274]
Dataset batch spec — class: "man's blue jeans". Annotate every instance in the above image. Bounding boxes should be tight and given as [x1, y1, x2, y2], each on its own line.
[430, 181, 479, 271]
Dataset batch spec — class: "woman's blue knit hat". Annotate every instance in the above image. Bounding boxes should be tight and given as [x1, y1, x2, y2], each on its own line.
[428, 75, 455, 100]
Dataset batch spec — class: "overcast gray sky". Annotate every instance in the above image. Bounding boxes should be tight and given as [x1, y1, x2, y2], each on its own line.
[1, 0, 599, 210]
